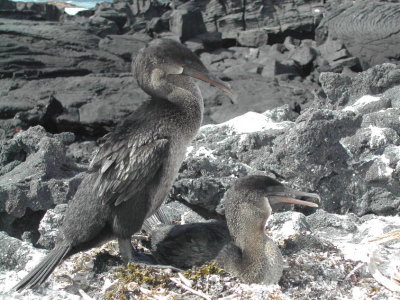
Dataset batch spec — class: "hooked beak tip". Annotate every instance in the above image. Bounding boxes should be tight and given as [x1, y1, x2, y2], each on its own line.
[184, 69, 236, 100]
[267, 188, 321, 208]
[277, 196, 319, 208]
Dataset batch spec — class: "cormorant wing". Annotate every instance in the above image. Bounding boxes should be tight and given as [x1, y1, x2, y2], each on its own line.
[90, 135, 169, 206]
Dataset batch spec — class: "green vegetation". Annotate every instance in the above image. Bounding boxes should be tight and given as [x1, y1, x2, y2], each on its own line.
[105, 263, 171, 300]
[183, 261, 226, 280]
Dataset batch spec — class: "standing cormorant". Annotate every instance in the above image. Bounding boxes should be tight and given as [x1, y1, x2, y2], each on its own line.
[148, 175, 319, 284]
[14, 39, 233, 291]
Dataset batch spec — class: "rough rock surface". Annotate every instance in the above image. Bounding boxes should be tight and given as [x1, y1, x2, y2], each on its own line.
[170, 63, 400, 217]
[317, 1, 400, 69]
[0, 231, 46, 271]
[0, 126, 83, 236]
[0, 74, 147, 138]
[37, 204, 68, 249]
[0, 19, 128, 79]
[318, 63, 400, 108]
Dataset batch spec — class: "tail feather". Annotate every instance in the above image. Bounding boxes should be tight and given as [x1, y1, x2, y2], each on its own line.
[154, 207, 171, 224]
[15, 249, 58, 290]
[29, 248, 63, 287]
[142, 207, 172, 233]
[14, 244, 71, 291]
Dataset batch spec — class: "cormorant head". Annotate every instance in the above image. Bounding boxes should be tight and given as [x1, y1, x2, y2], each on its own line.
[224, 175, 320, 240]
[133, 39, 233, 102]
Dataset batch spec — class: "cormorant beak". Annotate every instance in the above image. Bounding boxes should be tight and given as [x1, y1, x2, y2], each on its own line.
[182, 67, 235, 97]
[266, 187, 320, 208]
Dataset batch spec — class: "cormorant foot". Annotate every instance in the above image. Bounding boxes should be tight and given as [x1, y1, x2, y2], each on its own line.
[131, 251, 157, 264]
[118, 238, 182, 272]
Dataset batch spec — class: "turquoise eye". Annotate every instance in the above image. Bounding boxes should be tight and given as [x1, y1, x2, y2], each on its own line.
[185, 60, 193, 65]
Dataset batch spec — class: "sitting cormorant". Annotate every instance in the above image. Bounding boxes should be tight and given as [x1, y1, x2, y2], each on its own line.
[149, 175, 319, 284]
[217, 175, 319, 284]
[14, 39, 233, 291]
[150, 220, 231, 269]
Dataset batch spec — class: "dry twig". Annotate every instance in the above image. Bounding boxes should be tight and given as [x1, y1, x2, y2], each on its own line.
[170, 277, 211, 300]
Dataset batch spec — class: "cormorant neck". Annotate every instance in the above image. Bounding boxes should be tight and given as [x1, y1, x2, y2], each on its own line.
[237, 226, 266, 254]
[166, 86, 204, 129]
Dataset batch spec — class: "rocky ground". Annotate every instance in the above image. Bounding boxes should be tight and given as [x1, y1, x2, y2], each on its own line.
[0, 0, 400, 299]
[1, 210, 399, 299]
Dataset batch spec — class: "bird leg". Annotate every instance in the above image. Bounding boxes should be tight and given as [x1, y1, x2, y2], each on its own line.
[118, 237, 135, 262]
[118, 237, 153, 263]
[118, 237, 182, 272]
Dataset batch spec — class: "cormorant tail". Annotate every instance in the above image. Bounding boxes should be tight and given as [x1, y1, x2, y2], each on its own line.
[153, 206, 171, 224]
[14, 244, 71, 291]
[142, 207, 172, 233]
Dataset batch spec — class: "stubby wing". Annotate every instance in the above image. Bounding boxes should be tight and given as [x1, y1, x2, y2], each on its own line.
[91, 137, 169, 206]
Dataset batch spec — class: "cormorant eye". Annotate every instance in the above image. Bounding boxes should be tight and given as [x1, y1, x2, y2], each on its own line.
[185, 59, 193, 65]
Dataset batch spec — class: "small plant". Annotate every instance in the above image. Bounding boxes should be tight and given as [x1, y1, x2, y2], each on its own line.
[183, 261, 226, 280]
[117, 263, 171, 286]
[104, 263, 173, 300]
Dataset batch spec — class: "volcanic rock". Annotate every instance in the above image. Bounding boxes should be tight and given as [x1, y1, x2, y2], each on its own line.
[169, 4, 206, 42]
[0, 231, 46, 271]
[37, 204, 68, 249]
[316, 1, 400, 69]
[94, 7, 127, 30]
[317, 37, 360, 72]
[318, 63, 400, 108]
[0, 126, 83, 220]
[0, 19, 127, 78]
[98, 33, 150, 61]
[237, 28, 268, 47]
[0, 0, 62, 21]
[0, 74, 147, 138]
[169, 63, 400, 216]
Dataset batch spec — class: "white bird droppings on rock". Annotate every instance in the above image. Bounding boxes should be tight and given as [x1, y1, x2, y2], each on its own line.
[344, 95, 382, 112]
[369, 125, 389, 148]
[200, 112, 292, 136]
[223, 112, 292, 134]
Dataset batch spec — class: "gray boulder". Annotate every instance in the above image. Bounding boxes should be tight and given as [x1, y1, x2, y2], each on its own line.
[94, 7, 128, 30]
[0, 231, 46, 271]
[237, 28, 268, 47]
[198, 43, 319, 124]
[317, 37, 360, 72]
[319, 63, 400, 108]
[169, 4, 206, 42]
[66, 141, 98, 164]
[37, 204, 68, 249]
[0, 126, 83, 221]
